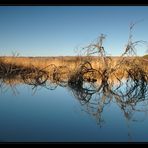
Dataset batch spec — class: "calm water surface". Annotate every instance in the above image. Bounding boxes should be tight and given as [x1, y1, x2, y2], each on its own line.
[0, 81, 148, 142]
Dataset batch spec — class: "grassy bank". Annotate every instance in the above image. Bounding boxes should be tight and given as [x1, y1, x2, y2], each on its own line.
[0, 56, 147, 71]
[0, 56, 147, 85]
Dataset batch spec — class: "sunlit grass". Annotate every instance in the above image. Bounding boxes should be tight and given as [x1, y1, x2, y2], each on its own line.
[0, 56, 147, 86]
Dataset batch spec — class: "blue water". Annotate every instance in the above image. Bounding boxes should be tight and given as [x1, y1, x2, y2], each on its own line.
[0, 83, 148, 142]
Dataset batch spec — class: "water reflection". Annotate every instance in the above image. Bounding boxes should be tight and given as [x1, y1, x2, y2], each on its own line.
[0, 64, 148, 121]
[69, 79, 148, 125]
[0, 61, 148, 141]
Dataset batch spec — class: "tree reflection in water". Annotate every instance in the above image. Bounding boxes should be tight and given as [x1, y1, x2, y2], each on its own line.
[0, 61, 148, 141]
[0, 63, 147, 119]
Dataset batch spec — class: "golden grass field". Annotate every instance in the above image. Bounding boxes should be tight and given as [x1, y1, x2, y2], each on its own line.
[0, 56, 147, 86]
[0, 56, 148, 70]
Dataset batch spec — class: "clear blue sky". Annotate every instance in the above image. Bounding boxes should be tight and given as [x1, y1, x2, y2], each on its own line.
[0, 6, 148, 57]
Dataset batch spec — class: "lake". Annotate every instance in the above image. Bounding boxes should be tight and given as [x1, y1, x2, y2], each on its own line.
[0, 76, 148, 142]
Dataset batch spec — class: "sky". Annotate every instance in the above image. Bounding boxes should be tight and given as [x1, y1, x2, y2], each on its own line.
[0, 6, 148, 57]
